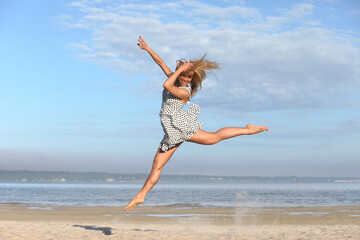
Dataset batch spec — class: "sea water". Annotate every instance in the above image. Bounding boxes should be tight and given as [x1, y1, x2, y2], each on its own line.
[0, 182, 359, 208]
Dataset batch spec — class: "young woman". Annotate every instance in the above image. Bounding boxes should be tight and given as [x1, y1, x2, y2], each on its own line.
[124, 36, 268, 211]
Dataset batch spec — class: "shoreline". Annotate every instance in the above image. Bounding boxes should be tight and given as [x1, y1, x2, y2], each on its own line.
[1, 204, 360, 225]
[1, 204, 359, 239]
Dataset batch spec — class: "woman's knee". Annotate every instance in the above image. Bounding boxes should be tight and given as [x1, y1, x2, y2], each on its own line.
[199, 134, 220, 145]
[189, 130, 221, 145]
[152, 159, 164, 171]
[205, 131, 221, 145]
[152, 150, 173, 171]
[206, 137, 220, 145]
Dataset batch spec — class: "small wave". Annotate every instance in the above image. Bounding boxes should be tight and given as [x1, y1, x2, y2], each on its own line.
[160, 202, 204, 208]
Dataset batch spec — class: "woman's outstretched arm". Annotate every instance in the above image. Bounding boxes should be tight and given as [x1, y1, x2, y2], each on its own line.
[137, 36, 173, 77]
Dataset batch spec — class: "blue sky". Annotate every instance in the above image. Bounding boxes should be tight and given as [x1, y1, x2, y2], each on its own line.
[1, 0, 359, 176]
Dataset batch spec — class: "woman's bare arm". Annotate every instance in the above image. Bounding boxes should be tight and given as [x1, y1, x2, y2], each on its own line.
[138, 36, 173, 77]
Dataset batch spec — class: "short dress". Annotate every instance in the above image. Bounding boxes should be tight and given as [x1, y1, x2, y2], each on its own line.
[159, 85, 203, 152]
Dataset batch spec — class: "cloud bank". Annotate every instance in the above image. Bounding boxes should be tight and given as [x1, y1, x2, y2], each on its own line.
[58, 0, 360, 112]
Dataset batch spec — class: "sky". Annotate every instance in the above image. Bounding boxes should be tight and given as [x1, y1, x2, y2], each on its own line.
[0, 0, 359, 177]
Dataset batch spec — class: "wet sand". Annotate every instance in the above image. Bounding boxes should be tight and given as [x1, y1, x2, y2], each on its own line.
[0, 204, 359, 239]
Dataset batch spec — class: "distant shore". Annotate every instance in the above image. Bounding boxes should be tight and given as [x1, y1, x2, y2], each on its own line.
[0, 204, 359, 239]
[1, 170, 360, 183]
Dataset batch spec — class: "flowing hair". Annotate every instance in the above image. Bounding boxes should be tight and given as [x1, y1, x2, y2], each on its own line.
[175, 54, 220, 97]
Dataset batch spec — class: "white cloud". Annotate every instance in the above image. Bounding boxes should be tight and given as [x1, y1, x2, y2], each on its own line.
[348, 9, 360, 15]
[108, 83, 120, 88]
[68, 43, 92, 52]
[286, 3, 314, 17]
[58, 0, 360, 112]
[68, 1, 87, 8]
[190, 4, 261, 20]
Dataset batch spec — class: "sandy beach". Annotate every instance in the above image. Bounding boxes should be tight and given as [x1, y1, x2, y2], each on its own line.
[0, 204, 359, 239]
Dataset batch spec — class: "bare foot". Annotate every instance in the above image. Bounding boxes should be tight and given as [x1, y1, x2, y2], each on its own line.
[246, 124, 268, 134]
[124, 197, 144, 211]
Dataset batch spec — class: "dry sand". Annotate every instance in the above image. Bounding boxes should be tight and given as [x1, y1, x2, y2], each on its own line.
[0, 204, 359, 239]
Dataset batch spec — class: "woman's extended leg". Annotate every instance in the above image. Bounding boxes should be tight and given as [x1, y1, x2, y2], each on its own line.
[124, 144, 181, 211]
[188, 124, 268, 145]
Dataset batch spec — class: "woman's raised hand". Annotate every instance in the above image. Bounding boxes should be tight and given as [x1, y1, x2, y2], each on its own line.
[180, 62, 195, 72]
[137, 36, 149, 50]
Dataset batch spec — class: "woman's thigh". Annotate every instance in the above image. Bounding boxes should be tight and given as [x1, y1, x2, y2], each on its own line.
[187, 129, 218, 145]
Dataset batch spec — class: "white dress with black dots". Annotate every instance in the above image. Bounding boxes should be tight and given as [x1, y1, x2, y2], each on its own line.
[159, 85, 203, 152]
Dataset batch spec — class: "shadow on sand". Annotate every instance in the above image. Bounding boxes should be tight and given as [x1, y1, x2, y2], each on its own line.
[73, 224, 112, 236]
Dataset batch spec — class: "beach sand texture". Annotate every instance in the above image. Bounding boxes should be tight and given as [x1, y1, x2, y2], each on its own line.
[0, 205, 359, 239]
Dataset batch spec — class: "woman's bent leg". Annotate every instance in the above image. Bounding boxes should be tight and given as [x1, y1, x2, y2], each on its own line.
[188, 124, 268, 145]
[124, 144, 181, 211]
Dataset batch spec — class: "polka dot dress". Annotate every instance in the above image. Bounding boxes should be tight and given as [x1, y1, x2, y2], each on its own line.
[159, 85, 203, 152]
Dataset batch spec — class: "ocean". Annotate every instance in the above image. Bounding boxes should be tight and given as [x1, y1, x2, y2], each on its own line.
[1, 182, 359, 208]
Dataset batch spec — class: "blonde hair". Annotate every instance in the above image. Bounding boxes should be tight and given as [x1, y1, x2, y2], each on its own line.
[175, 54, 220, 97]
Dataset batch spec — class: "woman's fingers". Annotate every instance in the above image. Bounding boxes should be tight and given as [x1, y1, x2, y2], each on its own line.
[181, 62, 195, 71]
[137, 36, 147, 49]
[137, 39, 143, 49]
[186, 62, 195, 68]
